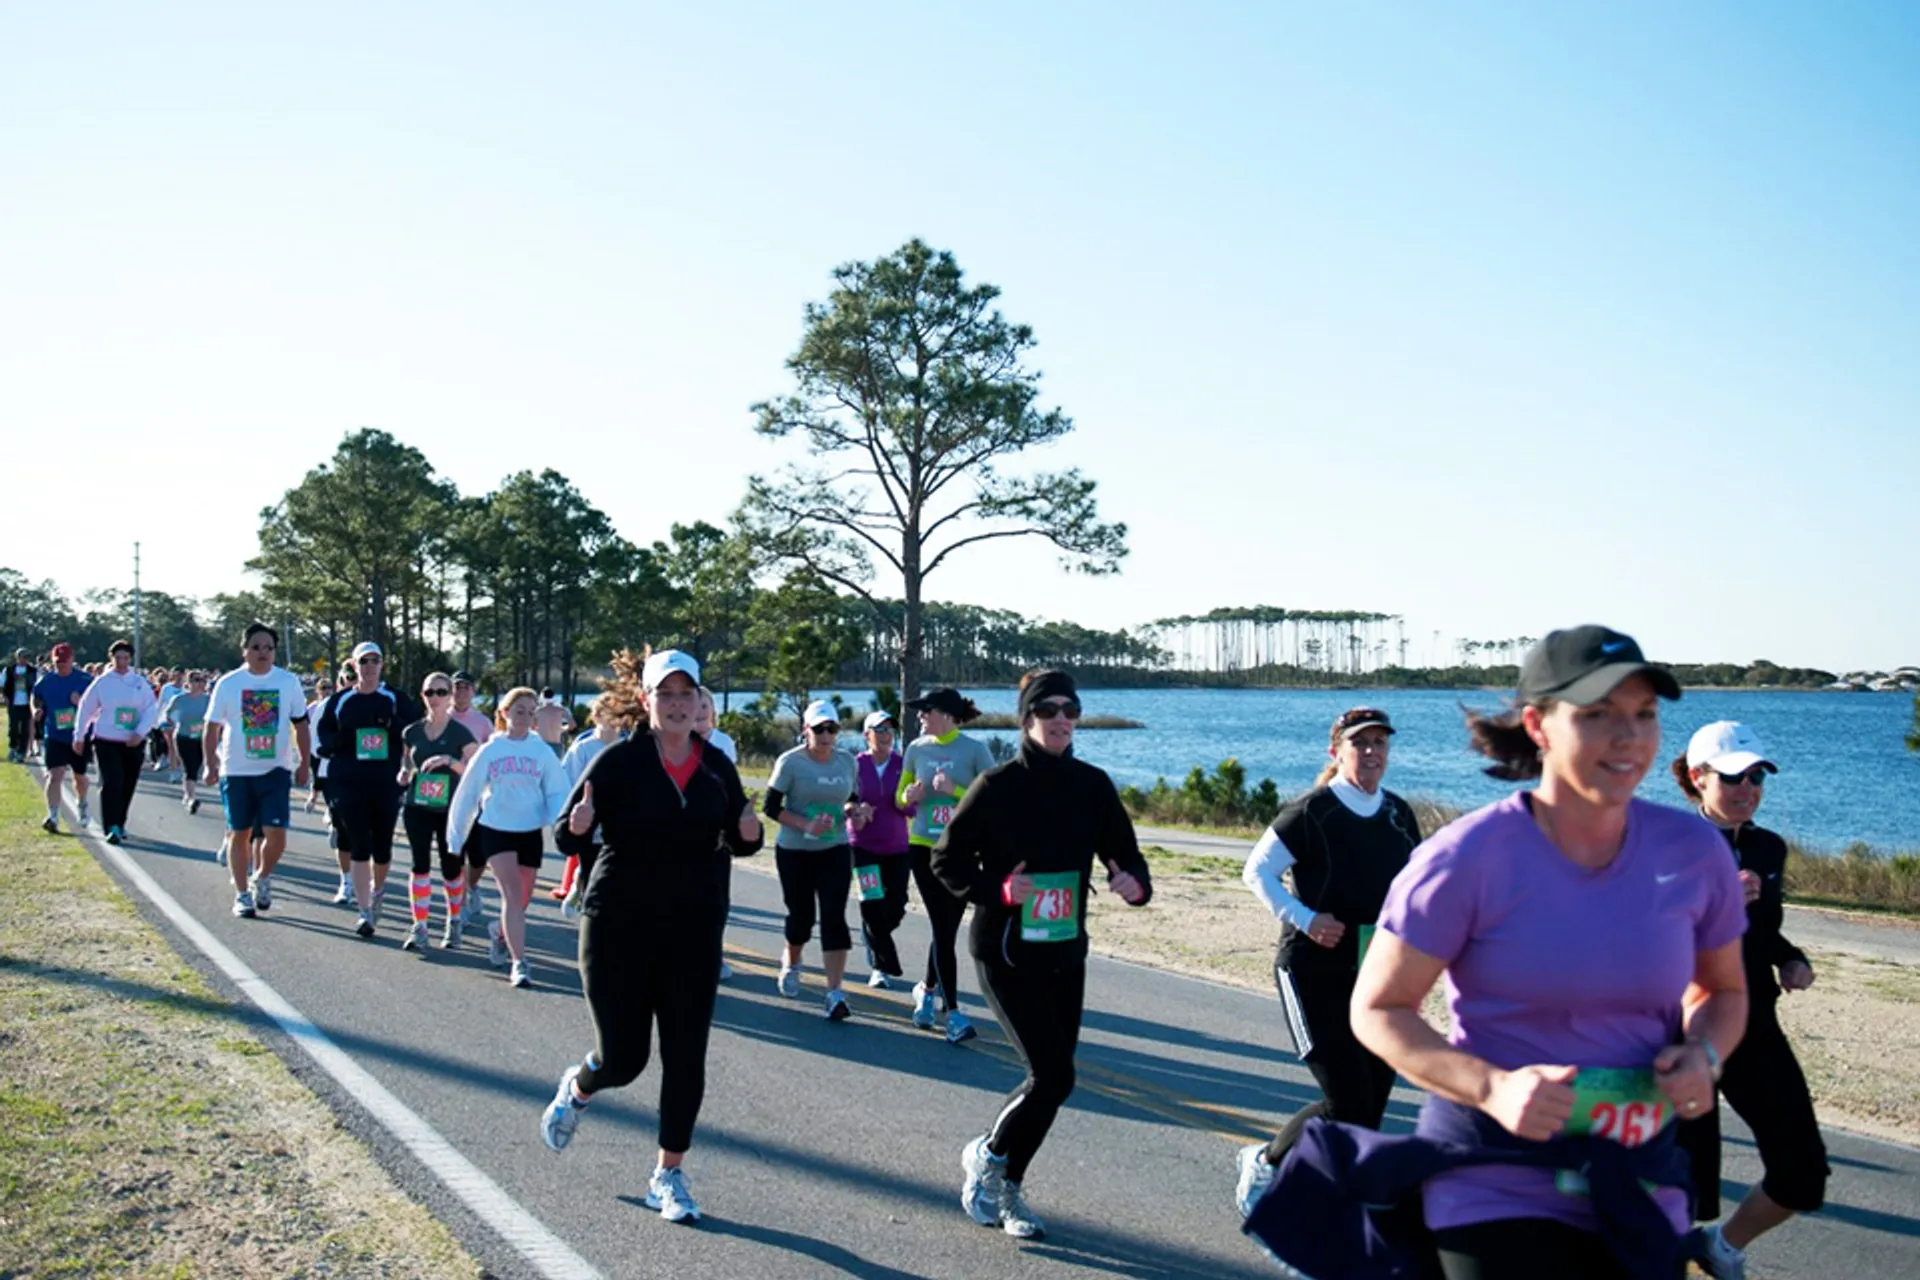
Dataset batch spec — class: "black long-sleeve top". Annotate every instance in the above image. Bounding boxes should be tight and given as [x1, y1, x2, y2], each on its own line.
[554, 734, 762, 918]
[1716, 821, 1808, 1007]
[316, 685, 421, 788]
[1267, 786, 1423, 974]
[930, 739, 1153, 970]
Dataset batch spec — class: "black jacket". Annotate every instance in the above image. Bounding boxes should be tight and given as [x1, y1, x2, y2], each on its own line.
[555, 735, 762, 917]
[3, 662, 37, 705]
[1716, 822, 1808, 1007]
[1271, 785, 1423, 974]
[316, 685, 421, 788]
[930, 739, 1153, 970]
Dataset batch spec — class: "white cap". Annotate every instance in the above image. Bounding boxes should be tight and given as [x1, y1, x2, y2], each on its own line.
[641, 649, 701, 692]
[862, 710, 896, 733]
[1685, 721, 1777, 775]
[351, 641, 382, 661]
[802, 700, 839, 728]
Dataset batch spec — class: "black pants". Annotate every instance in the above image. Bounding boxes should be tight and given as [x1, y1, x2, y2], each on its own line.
[6, 705, 28, 755]
[977, 958, 1086, 1183]
[855, 852, 912, 976]
[574, 904, 726, 1154]
[1434, 1219, 1684, 1279]
[177, 738, 204, 781]
[402, 806, 462, 880]
[94, 740, 145, 829]
[332, 782, 400, 865]
[1678, 1002, 1829, 1219]
[911, 845, 966, 1010]
[1266, 962, 1398, 1164]
[776, 844, 853, 951]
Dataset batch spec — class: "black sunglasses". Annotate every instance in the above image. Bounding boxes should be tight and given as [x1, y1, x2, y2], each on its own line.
[1716, 768, 1768, 787]
[357, 655, 382, 666]
[424, 687, 451, 697]
[810, 723, 841, 735]
[1031, 700, 1081, 721]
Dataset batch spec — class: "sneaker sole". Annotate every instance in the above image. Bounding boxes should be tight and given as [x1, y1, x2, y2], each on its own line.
[644, 1196, 701, 1225]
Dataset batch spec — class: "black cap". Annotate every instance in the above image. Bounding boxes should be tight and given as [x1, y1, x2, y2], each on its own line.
[1518, 626, 1681, 706]
[451, 671, 475, 685]
[904, 688, 971, 718]
[1330, 707, 1394, 742]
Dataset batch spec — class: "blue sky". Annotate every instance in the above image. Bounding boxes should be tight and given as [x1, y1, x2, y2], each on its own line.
[3, 2, 1914, 671]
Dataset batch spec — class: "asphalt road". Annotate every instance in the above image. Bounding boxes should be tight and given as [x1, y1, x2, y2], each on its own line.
[45, 770, 1920, 1279]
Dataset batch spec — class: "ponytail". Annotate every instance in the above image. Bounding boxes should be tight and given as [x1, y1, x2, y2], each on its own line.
[1671, 754, 1703, 802]
[1465, 702, 1549, 781]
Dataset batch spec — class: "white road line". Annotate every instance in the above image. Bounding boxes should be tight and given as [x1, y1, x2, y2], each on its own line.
[75, 811, 604, 1280]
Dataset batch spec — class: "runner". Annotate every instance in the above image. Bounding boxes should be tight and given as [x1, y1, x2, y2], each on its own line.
[1234, 707, 1424, 1217]
[693, 687, 736, 763]
[1673, 721, 1828, 1280]
[763, 700, 861, 1020]
[314, 668, 358, 897]
[304, 675, 333, 815]
[165, 671, 210, 813]
[552, 693, 627, 907]
[151, 667, 185, 773]
[203, 624, 312, 918]
[316, 643, 419, 938]
[539, 648, 762, 1225]
[448, 670, 494, 932]
[1260, 627, 1747, 1280]
[31, 643, 91, 832]
[70, 639, 159, 843]
[446, 686, 570, 985]
[5, 647, 36, 763]
[933, 669, 1152, 1240]
[397, 671, 480, 951]
[850, 710, 913, 990]
[899, 688, 994, 1043]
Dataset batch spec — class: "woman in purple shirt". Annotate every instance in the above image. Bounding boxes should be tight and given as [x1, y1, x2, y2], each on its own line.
[1353, 626, 1749, 1279]
[849, 711, 915, 989]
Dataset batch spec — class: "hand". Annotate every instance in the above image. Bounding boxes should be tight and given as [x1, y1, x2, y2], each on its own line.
[294, 764, 311, 789]
[422, 754, 451, 773]
[847, 802, 873, 831]
[902, 780, 927, 806]
[807, 812, 836, 837]
[931, 769, 954, 795]
[568, 781, 596, 837]
[1653, 1042, 1718, 1120]
[1780, 960, 1815, 992]
[1482, 1064, 1579, 1140]
[1305, 912, 1346, 949]
[1738, 869, 1762, 905]
[1002, 861, 1034, 906]
[738, 800, 760, 843]
[203, 764, 219, 786]
[1108, 868, 1146, 905]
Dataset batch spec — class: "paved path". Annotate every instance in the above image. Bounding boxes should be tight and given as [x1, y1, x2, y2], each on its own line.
[40, 770, 1920, 1279]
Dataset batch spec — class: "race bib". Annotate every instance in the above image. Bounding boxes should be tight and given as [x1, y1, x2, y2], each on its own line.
[1357, 923, 1377, 969]
[1556, 1067, 1672, 1196]
[1021, 871, 1080, 943]
[801, 804, 841, 839]
[244, 730, 277, 760]
[926, 801, 956, 838]
[114, 706, 138, 731]
[411, 774, 451, 809]
[855, 863, 884, 901]
[53, 708, 75, 731]
[356, 728, 389, 760]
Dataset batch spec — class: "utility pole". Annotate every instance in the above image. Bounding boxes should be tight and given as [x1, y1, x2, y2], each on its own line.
[133, 542, 143, 666]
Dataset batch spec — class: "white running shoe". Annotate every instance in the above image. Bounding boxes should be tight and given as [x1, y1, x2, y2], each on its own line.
[1236, 1142, 1277, 1218]
[354, 910, 376, 939]
[1689, 1225, 1748, 1280]
[541, 1065, 586, 1151]
[911, 982, 938, 1030]
[960, 1135, 1006, 1227]
[645, 1165, 701, 1224]
[509, 960, 531, 988]
[824, 989, 851, 1021]
[402, 921, 429, 952]
[945, 1009, 978, 1045]
[488, 919, 510, 968]
[776, 968, 800, 998]
[439, 916, 463, 949]
[717, 959, 733, 983]
[867, 970, 892, 990]
[251, 873, 272, 911]
[232, 890, 256, 919]
[332, 876, 353, 905]
[997, 1179, 1045, 1240]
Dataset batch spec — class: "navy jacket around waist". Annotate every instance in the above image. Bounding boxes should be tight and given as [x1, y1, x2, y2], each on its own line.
[1243, 1097, 1690, 1280]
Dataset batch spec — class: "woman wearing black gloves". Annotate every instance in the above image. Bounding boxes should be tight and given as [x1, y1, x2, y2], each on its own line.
[537, 648, 763, 1226]
[932, 669, 1152, 1241]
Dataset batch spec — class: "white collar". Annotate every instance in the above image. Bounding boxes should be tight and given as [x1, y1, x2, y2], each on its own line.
[1329, 775, 1384, 817]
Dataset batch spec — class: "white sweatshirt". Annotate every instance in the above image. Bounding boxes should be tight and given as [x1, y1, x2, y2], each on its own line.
[447, 731, 573, 853]
[74, 668, 160, 745]
[1241, 777, 1384, 931]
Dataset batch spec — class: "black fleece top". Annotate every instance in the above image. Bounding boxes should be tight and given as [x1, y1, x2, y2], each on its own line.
[930, 739, 1153, 970]
[554, 734, 762, 918]
[1714, 821, 1808, 1008]
[316, 685, 421, 787]
[1271, 785, 1423, 974]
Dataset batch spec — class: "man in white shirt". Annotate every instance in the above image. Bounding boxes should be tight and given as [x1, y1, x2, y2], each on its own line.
[203, 622, 312, 919]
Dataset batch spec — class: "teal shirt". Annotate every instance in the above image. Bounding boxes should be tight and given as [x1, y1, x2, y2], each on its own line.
[899, 731, 996, 847]
[166, 692, 210, 738]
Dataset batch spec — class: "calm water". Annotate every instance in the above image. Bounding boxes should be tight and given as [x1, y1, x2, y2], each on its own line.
[816, 687, 1920, 854]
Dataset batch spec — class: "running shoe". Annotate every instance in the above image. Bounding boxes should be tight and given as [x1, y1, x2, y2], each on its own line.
[944, 1009, 978, 1045]
[997, 1179, 1045, 1240]
[541, 1065, 586, 1152]
[332, 877, 353, 905]
[1235, 1142, 1276, 1218]
[439, 916, 463, 949]
[76, 802, 90, 827]
[402, 921, 429, 952]
[233, 890, 256, 919]
[510, 960, 531, 988]
[251, 874, 272, 912]
[189, 798, 200, 815]
[911, 982, 938, 1030]
[105, 826, 124, 845]
[867, 970, 892, 990]
[1688, 1225, 1747, 1280]
[644, 1165, 701, 1224]
[41, 816, 58, 834]
[354, 910, 376, 939]
[777, 968, 800, 998]
[717, 959, 732, 983]
[960, 1135, 1006, 1227]
[824, 990, 851, 1021]
[487, 919, 509, 968]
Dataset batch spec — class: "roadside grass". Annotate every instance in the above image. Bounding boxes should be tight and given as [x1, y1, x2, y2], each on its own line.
[0, 768, 481, 1279]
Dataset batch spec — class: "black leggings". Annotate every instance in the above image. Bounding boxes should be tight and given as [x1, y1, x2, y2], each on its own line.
[911, 845, 966, 1010]
[1434, 1219, 1683, 1279]
[94, 740, 145, 829]
[855, 852, 912, 976]
[1266, 962, 1398, 1164]
[402, 806, 462, 880]
[574, 905, 726, 1155]
[1678, 1003, 1829, 1218]
[977, 958, 1086, 1183]
[176, 737, 204, 781]
[776, 844, 853, 951]
[7, 705, 28, 754]
[332, 782, 399, 865]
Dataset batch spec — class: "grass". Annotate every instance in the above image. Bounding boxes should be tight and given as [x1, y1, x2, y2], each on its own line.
[0, 766, 482, 1278]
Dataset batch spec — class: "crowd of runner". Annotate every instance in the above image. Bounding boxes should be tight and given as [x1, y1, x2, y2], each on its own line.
[6, 623, 1831, 1276]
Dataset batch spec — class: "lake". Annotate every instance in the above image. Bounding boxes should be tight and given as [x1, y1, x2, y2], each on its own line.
[812, 687, 1920, 855]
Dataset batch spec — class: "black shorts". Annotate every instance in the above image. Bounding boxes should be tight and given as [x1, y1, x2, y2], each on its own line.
[477, 824, 544, 870]
[46, 740, 88, 773]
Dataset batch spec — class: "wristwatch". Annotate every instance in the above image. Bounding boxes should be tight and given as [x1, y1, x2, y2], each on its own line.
[1691, 1038, 1723, 1082]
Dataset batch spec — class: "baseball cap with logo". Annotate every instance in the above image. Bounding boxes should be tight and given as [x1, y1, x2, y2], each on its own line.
[641, 649, 701, 692]
[1685, 721, 1777, 776]
[802, 700, 839, 728]
[1330, 707, 1394, 742]
[1517, 625, 1681, 705]
[862, 710, 896, 733]
[351, 641, 383, 661]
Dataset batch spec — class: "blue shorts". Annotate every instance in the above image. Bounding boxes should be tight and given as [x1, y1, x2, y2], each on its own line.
[222, 769, 292, 832]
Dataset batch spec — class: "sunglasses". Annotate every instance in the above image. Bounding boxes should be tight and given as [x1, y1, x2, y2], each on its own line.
[810, 723, 841, 735]
[1716, 768, 1768, 787]
[357, 656, 382, 666]
[424, 687, 451, 697]
[1031, 700, 1081, 721]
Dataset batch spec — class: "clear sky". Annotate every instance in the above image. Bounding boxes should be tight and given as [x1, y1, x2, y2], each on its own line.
[4, 2, 1915, 671]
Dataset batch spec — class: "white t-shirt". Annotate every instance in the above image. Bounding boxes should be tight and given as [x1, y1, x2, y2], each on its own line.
[206, 665, 309, 776]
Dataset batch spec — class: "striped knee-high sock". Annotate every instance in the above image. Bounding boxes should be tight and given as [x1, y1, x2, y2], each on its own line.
[409, 873, 433, 924]
[441, 875, 465, 923]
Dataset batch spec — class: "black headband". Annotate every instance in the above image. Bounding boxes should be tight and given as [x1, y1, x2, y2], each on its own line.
[1018, 670, 1080, 721]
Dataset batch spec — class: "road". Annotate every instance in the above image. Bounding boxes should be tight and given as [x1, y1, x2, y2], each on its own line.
[50, 772, 1920, 1279]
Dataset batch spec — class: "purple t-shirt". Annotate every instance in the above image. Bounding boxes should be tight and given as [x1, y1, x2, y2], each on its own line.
[1378, 792, 1745, 1235]
[850, 752, 912, 854]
